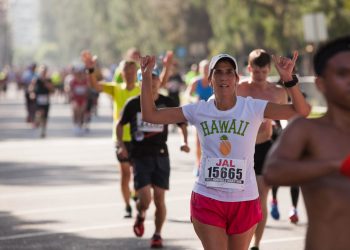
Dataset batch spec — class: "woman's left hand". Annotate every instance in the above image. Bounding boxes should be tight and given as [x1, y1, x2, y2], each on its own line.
[273, 51, 298, 81]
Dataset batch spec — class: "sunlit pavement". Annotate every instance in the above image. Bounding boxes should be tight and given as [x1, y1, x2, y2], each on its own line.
[0, 83, 306, 250]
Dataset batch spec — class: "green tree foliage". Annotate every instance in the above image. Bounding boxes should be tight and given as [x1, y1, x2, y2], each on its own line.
[40, 0, 96, 65]
[40, 0, 207, 66]
[197, 0, 349, 71]
[39, 0, 350, 69]
[204, 0, 305, 58]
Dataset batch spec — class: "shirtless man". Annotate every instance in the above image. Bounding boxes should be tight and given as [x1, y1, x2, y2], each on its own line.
[263, 35, 350, 250]
[237, 49, 309, 250]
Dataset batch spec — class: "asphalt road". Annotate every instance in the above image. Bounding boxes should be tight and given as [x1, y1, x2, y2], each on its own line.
[0, 83, 307, 250]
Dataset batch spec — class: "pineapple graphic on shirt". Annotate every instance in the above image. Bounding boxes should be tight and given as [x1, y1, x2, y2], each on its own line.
[219, 135, 231, 156]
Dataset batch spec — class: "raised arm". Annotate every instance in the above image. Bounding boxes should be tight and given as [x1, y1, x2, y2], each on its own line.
[160, 51, 174, 88]
[264, 51, 311, 120]
[140, 55, 187, 124]
[81, 50, 104, 92]
[263, 117, 340, 185]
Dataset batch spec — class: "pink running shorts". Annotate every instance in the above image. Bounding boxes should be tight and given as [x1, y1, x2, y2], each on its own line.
[190, 192, 262, 234]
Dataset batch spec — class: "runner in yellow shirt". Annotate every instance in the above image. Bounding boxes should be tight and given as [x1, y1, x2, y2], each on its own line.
[82, 51, 140, 218]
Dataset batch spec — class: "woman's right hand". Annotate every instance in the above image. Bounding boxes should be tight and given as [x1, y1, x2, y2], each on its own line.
[140, 55, 156, 77]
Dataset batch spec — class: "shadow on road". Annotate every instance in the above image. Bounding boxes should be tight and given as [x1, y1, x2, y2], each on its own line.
[0, 211, 196, 250]
[0, 161, 118, 187]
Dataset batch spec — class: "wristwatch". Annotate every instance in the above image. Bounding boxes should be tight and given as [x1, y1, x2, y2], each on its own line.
[282, 74, 298, 88]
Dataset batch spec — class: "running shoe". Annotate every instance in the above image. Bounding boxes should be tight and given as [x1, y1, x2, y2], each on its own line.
[289, 208, 299, 224]
[133, 214, 145, 237]
[270, 199, 280, 220]
[150, 234, 163, 248]
[124, 205, 132, 218]
[250, 247, 259, 250]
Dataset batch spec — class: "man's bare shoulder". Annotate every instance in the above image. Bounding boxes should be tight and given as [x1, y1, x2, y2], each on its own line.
[237, 81, 251, 96]
[290, 115, 343, 131]
[286, 116, 322, 132]
[237, 81, 250, 88]
[238, 81, 284, 90]
[286, 115, 350, 158]
[238, 81, 287, 101]
[265, 81, 286, 93]
[281, 116, 309, 135]
[280, 116, 324, 143]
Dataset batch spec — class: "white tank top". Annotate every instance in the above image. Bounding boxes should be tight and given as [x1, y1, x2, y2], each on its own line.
[182, 96, 267, 202]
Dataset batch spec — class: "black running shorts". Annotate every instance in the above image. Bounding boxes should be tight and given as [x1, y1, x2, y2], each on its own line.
[133, 156, 170, 190]
[253, 140, 273, 175]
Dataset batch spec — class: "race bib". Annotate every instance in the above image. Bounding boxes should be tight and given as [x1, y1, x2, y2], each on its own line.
[74, 85, 87, 95]
[37, 94, 49, 105]
[204, 157, 246, 190]
[137, 112, 163, 132]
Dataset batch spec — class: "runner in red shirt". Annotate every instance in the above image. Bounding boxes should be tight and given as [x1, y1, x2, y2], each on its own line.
[69, 66, 89, 135]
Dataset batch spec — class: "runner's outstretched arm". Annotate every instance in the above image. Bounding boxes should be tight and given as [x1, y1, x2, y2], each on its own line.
[81, 50, 104, 92]
[160, 51, 173, 88]
[263, 117, 342, 185]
